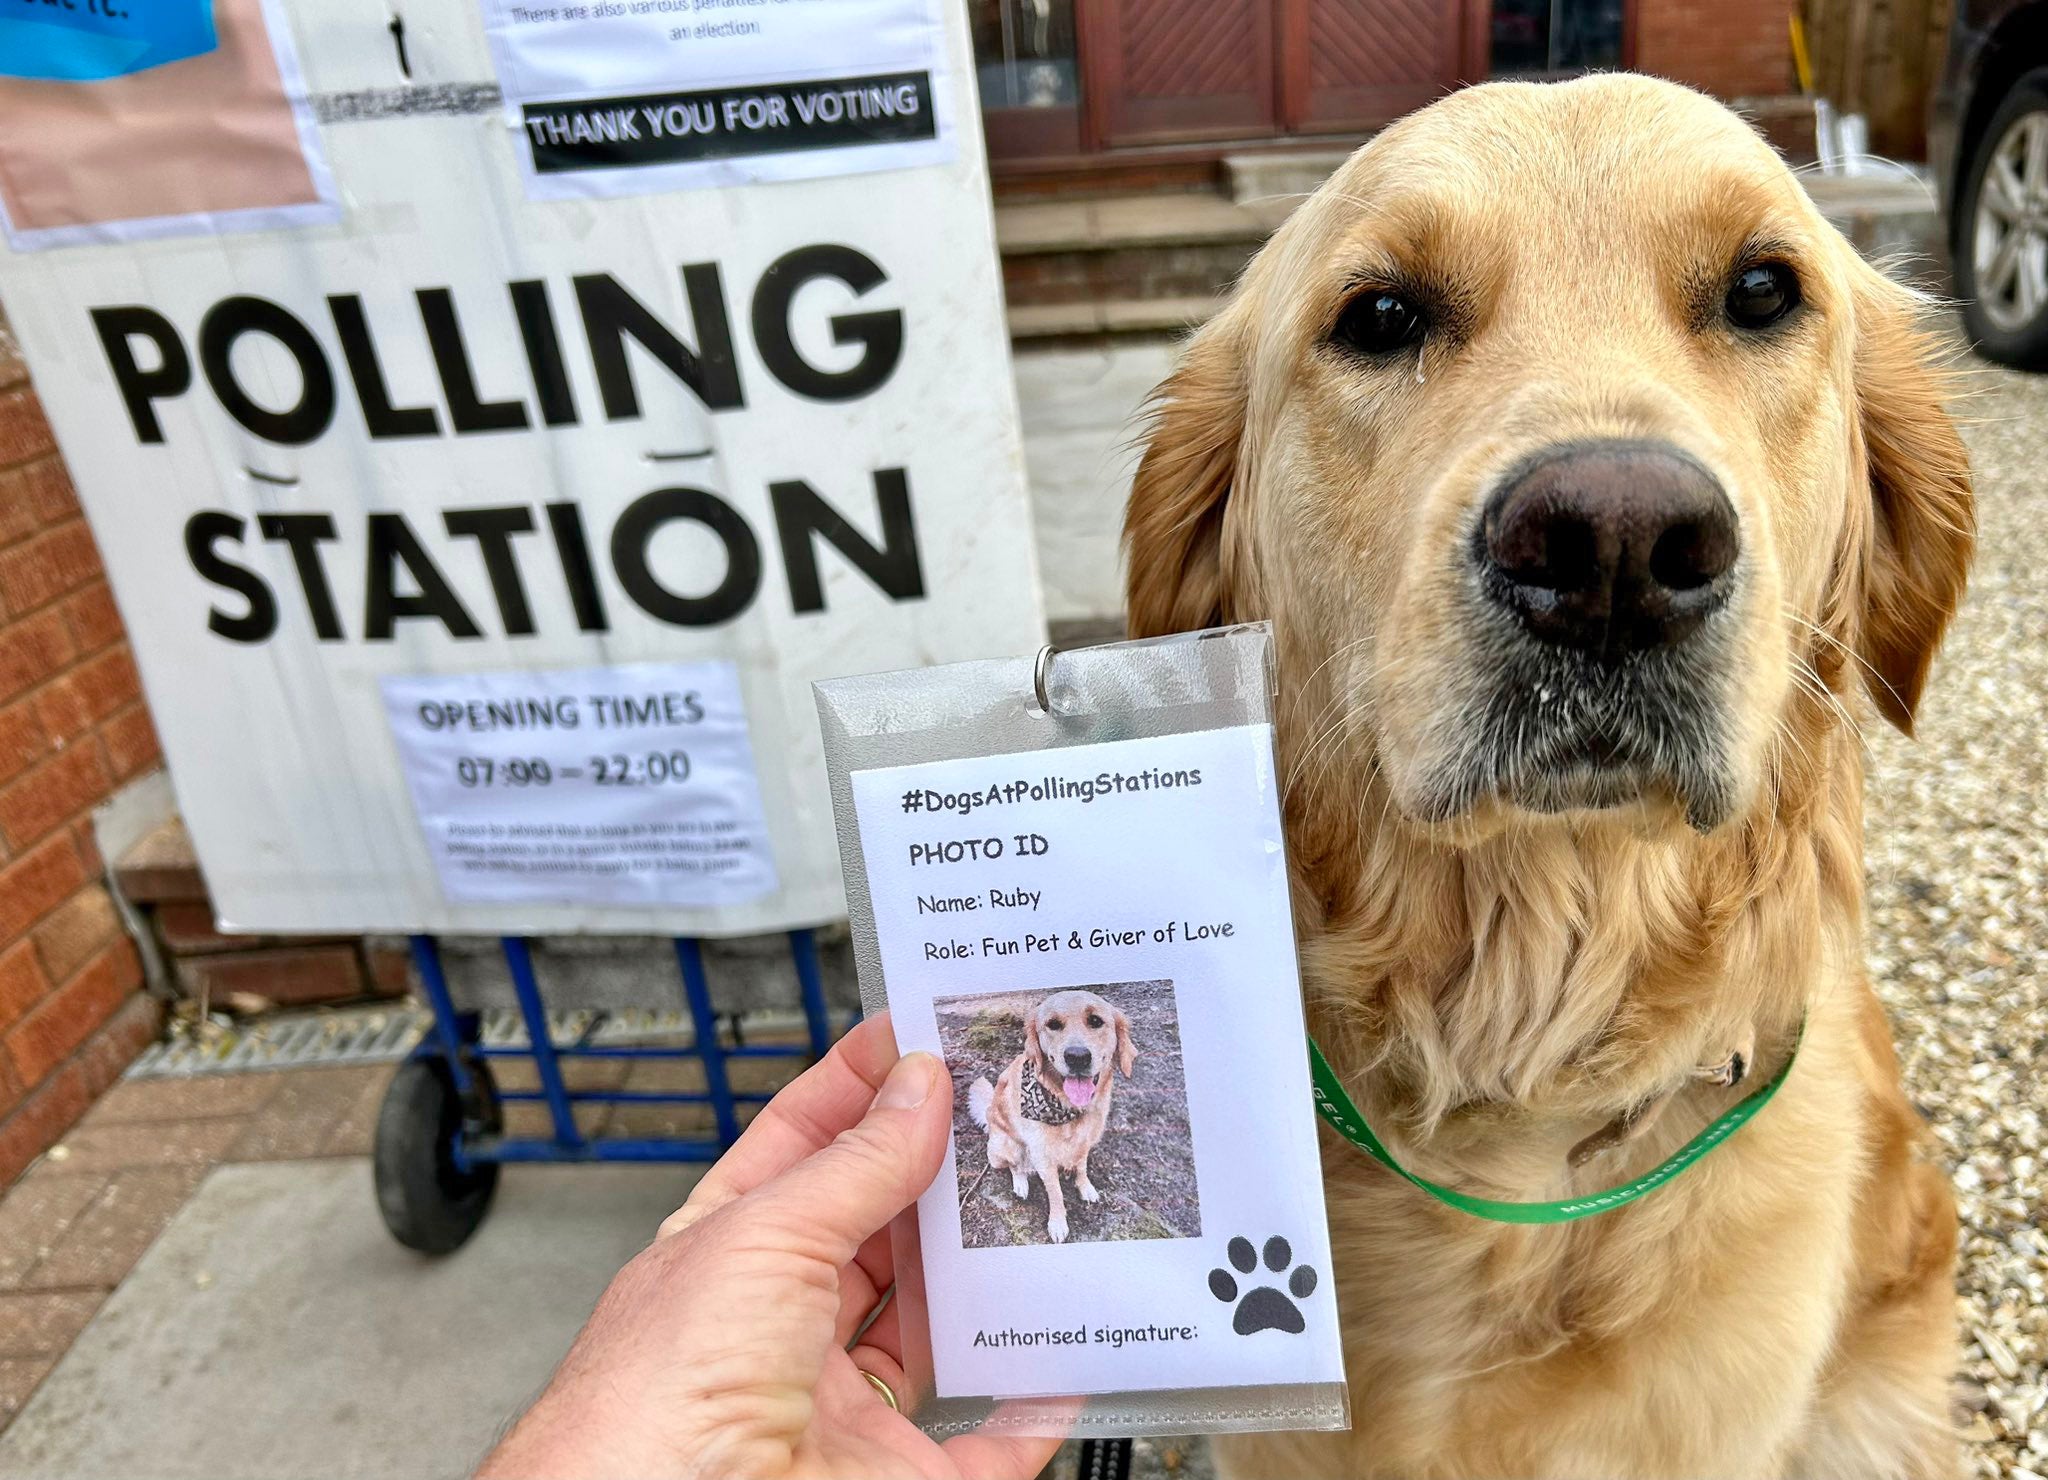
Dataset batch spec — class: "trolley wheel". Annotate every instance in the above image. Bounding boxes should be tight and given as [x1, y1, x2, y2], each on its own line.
[374, 1054, 500, 1254]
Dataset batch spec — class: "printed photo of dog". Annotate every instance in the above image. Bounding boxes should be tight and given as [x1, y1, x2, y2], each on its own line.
[935, 981, 1196, 1248]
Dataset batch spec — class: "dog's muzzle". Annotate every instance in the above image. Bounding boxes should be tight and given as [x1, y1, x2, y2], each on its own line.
[1435, 439, 1744, 826]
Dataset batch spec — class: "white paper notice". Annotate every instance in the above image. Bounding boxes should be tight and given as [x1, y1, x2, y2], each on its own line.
[477, 0, 953, 198]
[382, 660, 776, 908]
[849, 725, 1344, 1401]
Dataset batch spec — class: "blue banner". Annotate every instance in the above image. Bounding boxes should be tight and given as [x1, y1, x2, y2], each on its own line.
[0, 0, 218, 83]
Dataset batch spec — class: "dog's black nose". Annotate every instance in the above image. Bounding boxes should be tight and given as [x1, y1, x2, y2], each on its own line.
[1480, 441, 1739, 657]
[1062, 1047, 1092, 1075]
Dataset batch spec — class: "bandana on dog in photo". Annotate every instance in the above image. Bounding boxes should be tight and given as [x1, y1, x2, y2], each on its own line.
[816, 626, 1349, 1442]
[1017, 1069, 1087, 1125]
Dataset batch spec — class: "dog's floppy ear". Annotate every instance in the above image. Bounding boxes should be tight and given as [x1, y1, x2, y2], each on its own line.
[1846, 263, 1973, 733]
[1113, 1006, 1137, 1078]
[1022, 1005, 1044, 1072]
[1123, 307, 1249, 638]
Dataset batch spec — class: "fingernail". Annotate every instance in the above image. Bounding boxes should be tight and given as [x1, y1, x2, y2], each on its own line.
[876, 1052, 937, 1110]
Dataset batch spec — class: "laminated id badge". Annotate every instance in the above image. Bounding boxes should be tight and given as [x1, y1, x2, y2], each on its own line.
[815, 624, 1349, 1440]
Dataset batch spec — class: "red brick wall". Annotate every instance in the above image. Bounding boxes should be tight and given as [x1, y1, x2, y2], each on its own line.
[0, 312, 163, 1184]
[1636, 0, 1797, 101]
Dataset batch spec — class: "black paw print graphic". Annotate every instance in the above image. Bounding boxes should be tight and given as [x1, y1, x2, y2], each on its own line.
[1208, 1234, 1317, 1335]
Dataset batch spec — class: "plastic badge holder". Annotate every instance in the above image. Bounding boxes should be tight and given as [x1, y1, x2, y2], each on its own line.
[815, 623, 1350, 1442]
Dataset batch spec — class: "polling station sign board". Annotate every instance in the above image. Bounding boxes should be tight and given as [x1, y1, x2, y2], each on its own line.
[0, 0, 1045, 935]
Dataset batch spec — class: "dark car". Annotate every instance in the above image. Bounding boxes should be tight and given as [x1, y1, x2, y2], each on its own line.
[1931, 0, 2048, 366]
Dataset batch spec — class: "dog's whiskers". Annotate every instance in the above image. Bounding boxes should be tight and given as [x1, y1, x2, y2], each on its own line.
[1781, 607, 1912, 725]
[1285, 640, 1398, 823]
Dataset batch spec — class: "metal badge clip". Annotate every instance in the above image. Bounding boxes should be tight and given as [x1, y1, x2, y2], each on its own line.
[1031, 643, 1060, 715]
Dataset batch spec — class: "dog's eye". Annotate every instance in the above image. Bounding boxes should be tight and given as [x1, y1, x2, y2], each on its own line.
[1086, 1014, 1104, 1029]
[1725, 263, 1800, 330]
[1331, 290, 1426, 356]
[1045, 1017, 1063, 1031]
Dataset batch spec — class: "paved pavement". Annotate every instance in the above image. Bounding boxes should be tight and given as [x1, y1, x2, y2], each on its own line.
[1015, 340, 1175, 628]
[0, 1160, 693, 1480]
[0, 1053, 771, 1472]
[0, 1059, 1209, 1480]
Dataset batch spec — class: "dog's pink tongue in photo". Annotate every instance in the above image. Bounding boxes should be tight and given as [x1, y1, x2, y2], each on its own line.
[1063, 1076, 1096, 1108]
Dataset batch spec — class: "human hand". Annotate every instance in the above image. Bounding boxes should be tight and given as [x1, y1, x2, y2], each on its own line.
[476, 1015, 1065, 1480]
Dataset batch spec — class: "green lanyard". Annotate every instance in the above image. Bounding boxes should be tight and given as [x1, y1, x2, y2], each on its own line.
[1306, 1029, 1800, 1224]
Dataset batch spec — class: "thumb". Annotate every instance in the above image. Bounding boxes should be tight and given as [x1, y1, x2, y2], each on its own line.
[744, 1051, 951, 1264]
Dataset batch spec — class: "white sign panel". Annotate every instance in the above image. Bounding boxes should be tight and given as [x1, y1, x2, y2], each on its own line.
[380, 661, 776, 907]
[849, 726, 1345, 1400]
[479, 0, 955, 197]
[0, 0, 1043, 935]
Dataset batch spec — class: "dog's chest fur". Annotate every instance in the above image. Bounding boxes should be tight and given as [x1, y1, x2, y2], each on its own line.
[1289, 730, 1860, 1127]
[1242, 989, 1874, 1479]
[1228, 756, 1928, 1477]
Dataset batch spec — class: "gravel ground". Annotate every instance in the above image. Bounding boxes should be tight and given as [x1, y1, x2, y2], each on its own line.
[1866, 351, 2048, 1480]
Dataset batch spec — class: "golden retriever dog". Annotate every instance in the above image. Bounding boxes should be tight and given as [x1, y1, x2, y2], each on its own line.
[966, 989, 1137, 1243]
[1123, 76, 1970, 1479]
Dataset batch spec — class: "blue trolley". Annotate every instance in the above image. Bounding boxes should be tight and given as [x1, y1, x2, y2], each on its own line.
[373, 929, 845, 1253]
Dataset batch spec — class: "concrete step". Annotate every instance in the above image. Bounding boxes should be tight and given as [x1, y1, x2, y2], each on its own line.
[1801, 167, 1946, 274]
[996, 191, 1283, 323]
[998, 162, 1944, 340]
[1219, 149, 1940, 247]
[1007, 293, 1220, 341]
[1216, 96, 1829, 204]
[1221, 149, 1355, 206]
[996, 191, 1291, 255]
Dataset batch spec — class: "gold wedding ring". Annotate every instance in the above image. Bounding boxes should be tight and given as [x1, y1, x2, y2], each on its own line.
[858, 1369, 900, 1411]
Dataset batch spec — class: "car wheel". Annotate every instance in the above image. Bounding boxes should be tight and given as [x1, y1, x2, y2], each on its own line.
[1956, 68, 2048, 368]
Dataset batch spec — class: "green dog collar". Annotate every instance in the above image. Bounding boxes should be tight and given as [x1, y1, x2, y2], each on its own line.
[1307, 1027, 1801, 1224]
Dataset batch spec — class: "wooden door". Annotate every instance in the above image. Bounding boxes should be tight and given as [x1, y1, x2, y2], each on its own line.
[1279, 0, 1472, 134]
[1087, 0, 1280, 148]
